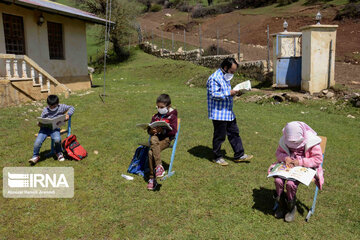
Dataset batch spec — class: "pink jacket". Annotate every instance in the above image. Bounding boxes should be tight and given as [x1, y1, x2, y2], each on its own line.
[268, 133, 324, 190]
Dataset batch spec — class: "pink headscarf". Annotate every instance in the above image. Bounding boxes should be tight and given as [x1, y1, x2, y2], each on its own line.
[283, 121, 317, 149]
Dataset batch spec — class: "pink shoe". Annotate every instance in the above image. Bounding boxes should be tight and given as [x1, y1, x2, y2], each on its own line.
[147, 179, 157, 191]
[155, 165, 165, 178]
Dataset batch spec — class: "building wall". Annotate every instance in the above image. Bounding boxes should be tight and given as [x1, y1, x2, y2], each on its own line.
[0, 3, 89, 80]
[301, 25, 337, 94]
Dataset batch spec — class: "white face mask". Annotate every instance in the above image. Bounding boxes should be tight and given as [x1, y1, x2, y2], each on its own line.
[224, 73, 234, 81]
[157, 107, 168, 115]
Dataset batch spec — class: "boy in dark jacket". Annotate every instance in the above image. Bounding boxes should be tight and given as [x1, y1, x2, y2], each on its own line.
[147, 94, 178, 190]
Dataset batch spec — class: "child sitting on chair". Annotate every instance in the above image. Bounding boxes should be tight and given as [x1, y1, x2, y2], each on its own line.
[29, 95, 75, 164]
[147, 94, 178, 190]
[268, 121, 324, 222]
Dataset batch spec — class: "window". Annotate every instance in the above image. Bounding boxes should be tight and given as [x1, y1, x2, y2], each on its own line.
[2, 13, 26, 54]
[47, 21, 64, 59]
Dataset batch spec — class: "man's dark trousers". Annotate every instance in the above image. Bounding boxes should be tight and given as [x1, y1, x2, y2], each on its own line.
[212, 118, 244, 159]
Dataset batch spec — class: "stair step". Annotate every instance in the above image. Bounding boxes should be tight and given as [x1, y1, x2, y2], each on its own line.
[10, 77, 33, 82]
[33, 84, 41, 87]
[41, 89, 50, 93]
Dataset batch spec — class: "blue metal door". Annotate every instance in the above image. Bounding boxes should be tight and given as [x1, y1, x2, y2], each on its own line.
[275, 34, 302, 88]
[276, 57, 302, 87]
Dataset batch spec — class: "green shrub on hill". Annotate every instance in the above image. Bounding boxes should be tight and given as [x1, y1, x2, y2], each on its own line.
[335, 2, 360, 19]
[150, 3, 163, 11]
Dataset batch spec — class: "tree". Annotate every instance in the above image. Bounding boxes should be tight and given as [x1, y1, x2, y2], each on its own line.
[81, 0, 143, 59]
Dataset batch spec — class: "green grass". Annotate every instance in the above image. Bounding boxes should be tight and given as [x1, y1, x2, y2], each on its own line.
[0, 49, 360, 239]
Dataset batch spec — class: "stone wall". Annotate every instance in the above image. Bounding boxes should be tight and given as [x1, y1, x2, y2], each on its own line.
[139, 42, 269, 81]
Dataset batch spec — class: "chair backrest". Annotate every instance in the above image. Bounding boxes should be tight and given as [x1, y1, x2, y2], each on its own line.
[319, 136, 327, 154]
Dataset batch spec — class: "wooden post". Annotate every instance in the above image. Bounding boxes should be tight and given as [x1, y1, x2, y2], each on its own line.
[152, 30, 154, 49]
[161, 31, 164, 51]
[172, 32, 174, 52]
[22, 60, 27, 78]
[5, 59, 11, 78]
[238, 22, 241, 62]
[12, 60, 19, 78]
[217, 28, 219, 55]
[128, 36, 130, 51]
[267, 25, 270, 73]
[184, 29, 186, 51]
[199, 24, 202, 56]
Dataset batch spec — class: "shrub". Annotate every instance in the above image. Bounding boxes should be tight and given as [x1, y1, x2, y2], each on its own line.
[191, 3, 233, 18]
[231, 0, 277, 9]
[177, 3, 193, 12]
[150, 3, 162, 12]
[335, 3, 360, 20]
[277, 0, 298, 6]
[304, 0, 332, 5]
[203, 44, 232, 56]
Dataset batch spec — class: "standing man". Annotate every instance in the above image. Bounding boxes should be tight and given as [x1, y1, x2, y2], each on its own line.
[207, 57, 253, 166]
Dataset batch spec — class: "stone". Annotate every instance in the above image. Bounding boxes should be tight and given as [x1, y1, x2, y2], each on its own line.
[189, 84, 195, 88]
[290, 96, 300, 103]
[88, 67, 95, 73]
[165, 13, 172, 17]
[347, 114, 356, 119]
[325, 92, 335, 98]
[356, 101, 360, 108]
[322, 89, 329, 94]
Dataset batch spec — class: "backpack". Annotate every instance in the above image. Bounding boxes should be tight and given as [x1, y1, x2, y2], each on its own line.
[127, 146, 149, 177]
[61, 135, 87, 161]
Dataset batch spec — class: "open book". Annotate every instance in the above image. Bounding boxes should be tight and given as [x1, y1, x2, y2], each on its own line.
[136, 121, 172, 131]
[267, 163, 316, 186]
[37, 115, 66, 130]
[233, 80, 251, 92]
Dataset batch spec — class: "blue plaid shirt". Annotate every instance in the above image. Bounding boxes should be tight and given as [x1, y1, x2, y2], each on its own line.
[207, 69, 235, 121]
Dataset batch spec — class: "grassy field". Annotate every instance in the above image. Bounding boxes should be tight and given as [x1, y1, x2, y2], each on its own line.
[1, 49, 360, 239]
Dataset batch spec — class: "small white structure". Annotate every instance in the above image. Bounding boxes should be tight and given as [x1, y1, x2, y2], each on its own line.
[300, 24, 338, 94]
[0, 0, 109, 107]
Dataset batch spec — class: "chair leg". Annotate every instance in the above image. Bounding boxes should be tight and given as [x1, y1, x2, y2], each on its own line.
[161, 123, 180, 181]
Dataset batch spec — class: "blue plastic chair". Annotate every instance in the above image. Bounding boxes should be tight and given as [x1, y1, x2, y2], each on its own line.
[161, 118, 180, 181]
[306, 136, 327, 222]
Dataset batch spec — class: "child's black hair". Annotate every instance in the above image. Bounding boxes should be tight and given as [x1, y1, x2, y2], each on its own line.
[47, 95, 59, 106]
[156, 94, 171, 106]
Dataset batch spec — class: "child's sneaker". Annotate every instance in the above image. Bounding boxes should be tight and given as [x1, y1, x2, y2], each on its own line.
[57, 153, 65, 162]
[155, 165, 165, 178]
[28, 156, 40, 164]
[147, 179, 157, 191]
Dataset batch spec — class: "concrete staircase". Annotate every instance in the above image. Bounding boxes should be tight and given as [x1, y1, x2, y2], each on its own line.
[0, 54, 71, 106]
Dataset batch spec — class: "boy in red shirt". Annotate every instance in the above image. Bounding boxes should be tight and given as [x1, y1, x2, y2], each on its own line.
[147, 94, 178, 190]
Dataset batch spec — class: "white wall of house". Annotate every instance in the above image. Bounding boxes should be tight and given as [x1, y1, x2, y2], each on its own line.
[0, 3, 89, 78]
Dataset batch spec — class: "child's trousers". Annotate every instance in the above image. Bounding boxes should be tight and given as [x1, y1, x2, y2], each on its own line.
[148, 135, 170, 179]
[274, 177, 300, 201]
[33, 128, 61, 157]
